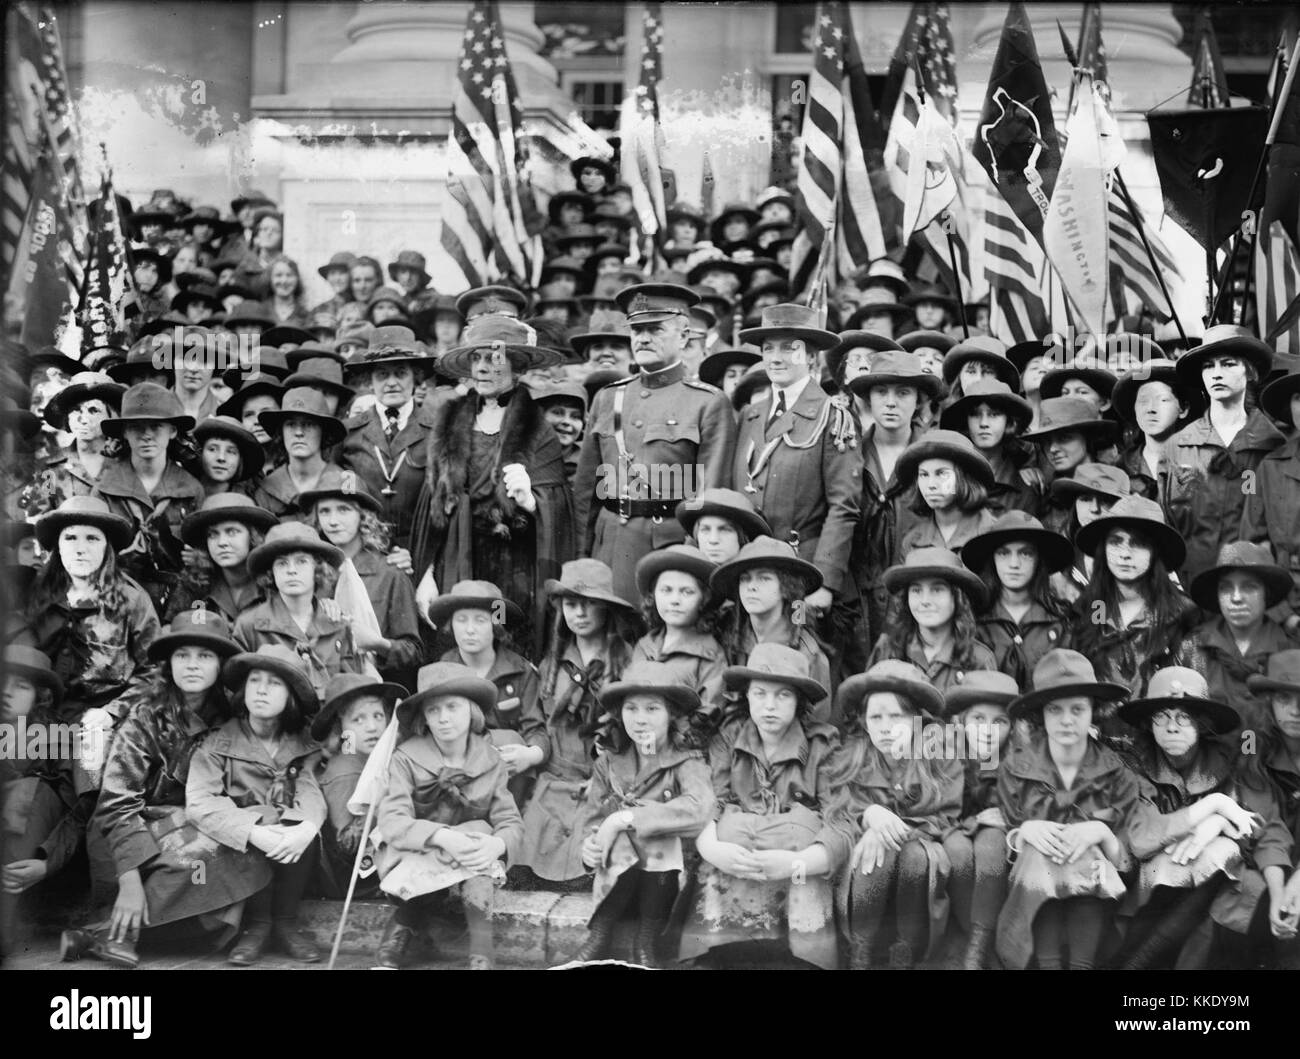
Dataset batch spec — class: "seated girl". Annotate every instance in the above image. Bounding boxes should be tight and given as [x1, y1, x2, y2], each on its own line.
[712, 536, 833, 722]
[996, 649, 1139, 970]
[190, 415, 264, 500]
[428, 579, 545, 800]
[835, 660, 964, 970]
[1043, 462, 1130, 604]
[233, 521, 363, 701]
[942, 671, 1018, 969]
[310, 672, 405, 901]
[866, 546, 1000, 699]
[186, 644, 327, 966]
[680, 643, 847, 969]
[172, 492, 277, 622]
[568, 660, 714, 967]
[518, 559, 639, 888]
[675, 487, 771, 565]
[1114, 668, 1263, 969]
[631, 544, 727, 746]
[373, 661, 522, 971]
[60, 610, 262, 967]
[894, 429, 997, 559]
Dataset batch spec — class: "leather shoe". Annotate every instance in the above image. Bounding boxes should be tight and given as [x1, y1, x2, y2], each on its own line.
[273, 922, 321, 963]
[227, 923, 271, 966]
[95, 936, 140, 969]
[374, 915, 418, 970]
[60, 929, 94, 962]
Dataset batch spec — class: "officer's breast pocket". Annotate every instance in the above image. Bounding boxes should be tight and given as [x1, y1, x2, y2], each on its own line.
[643, 421, 701, 459]
[590, 409, 615, 439]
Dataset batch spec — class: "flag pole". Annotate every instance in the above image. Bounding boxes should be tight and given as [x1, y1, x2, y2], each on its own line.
[326, 795, 381, 971]
[1208, 35, 1300, 327]
[941, 210, 970, 338]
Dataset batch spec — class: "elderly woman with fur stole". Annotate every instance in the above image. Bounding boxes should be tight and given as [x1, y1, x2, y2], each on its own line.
[410, 317, 576, 650]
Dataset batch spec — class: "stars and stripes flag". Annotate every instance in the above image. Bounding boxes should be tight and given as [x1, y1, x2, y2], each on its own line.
[882, 4, 972, 298]
[984, 187, 1049, 343]
[621, 2, 667, 239]
[1255, 38, 1300, 352]
[439, 0, 541, 291]
[1189, 7, 1232, 110]
[79, 165, 135, 354]
[1071, 4, 1184, 324]
[790, 1, 898, 298]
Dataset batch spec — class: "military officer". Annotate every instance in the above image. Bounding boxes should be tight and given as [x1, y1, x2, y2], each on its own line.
[573, 283, 738, 603]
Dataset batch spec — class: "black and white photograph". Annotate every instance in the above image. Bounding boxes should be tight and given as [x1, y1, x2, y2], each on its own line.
[1, 0, 1297, 1033]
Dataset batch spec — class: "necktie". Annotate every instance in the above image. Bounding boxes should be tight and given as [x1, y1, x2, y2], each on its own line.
[771, 389, 787, 421]
[384, 407, 400, 439]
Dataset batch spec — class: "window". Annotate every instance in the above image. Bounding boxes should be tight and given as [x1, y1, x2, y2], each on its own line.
[568, 79, 625, 131]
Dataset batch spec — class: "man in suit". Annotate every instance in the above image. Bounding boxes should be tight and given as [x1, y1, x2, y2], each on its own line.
[338, 325, 437, 552]
[731, 303, 862, 635]
[574, 283, 737, 603]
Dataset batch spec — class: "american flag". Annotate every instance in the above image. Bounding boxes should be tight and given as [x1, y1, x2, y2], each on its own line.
[790, 1, 897, 298]
[883, 4, 971, 298]
[1189, 8, 1232, 110]
[439, 0, 540, 291]
[1073, 4, 1184, 325]
[79, 165, 134, 354]
[1255, 39, 1300, 352]
[621, 2, 667, 239]
[984, 188, 1049, 343]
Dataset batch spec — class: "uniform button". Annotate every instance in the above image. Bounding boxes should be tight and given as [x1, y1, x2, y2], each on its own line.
[1013, 635, 1023, 645]
[640, 390, 651, 398]
[634, 420, 643, 427]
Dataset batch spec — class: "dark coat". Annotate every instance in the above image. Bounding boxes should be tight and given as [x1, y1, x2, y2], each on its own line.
[976, 599, 1071, 688]
[351, 546, 423, 687]
[1242, 433, 1300, 626]
[339, 401, 436, 549]
[731, 384, 862, 596]
[416, 386, 575, 647]
[1164, 409, 1285, 584]
[866, 631, 1001, 698]
[232, 594, 364, 702]
[1187, 616, 1292, 734]
[251, 462, 348, 522]
[438, 646, 545, 753]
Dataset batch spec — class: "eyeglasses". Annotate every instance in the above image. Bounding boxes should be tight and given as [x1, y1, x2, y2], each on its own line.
[1152, 709, 1195, 728]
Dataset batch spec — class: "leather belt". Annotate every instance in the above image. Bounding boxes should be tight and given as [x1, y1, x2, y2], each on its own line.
[600, 497, 682, 520]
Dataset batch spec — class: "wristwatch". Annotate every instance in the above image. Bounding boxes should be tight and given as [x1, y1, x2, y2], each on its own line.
[619, 809, 635, 831]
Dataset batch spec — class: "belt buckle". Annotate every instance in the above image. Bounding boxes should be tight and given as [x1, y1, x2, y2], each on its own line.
[618, 492, 631, 523]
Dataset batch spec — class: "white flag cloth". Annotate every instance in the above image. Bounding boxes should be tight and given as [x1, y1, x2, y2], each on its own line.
[334, 556, 382, 680]
[346, 714, 400, 818]
[1044, 73, 1110, 336]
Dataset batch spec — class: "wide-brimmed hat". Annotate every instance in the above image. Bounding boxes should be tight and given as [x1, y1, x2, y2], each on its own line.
[544, 558, 636, 612]
[1259, 368, 1300, 425]
[455, 285, 528, 321]
[903, 285, 958, 313]
[533, 380, 587, 414]
[1038, 358, 1118, 402]
[311, 671, 408, 743]
[1006, 338, 1052, 375]
[181, 492, 278, 548]
[686, 257, 749, 288]
[554, 224, 601, 252]
[666, 201, 706, 231]
[675, 487, 771, 542]
[1175, 324, 1274, 387]
[147, 606, 241, 663]
[1008, 648, 1127, 721]
[42, 372, 127, 431]
[387, 250, 431, 288]
[898, 329, 958, 356]
[599, 660, 702, 716]
[440, 317, 565, 378]
[247, 521, 344, 578]
[261, 325, 316, 349]
[317, 251, 358, 279]
[723, 641, 827, 703]
[709, 535, 823, 599]
[230, 189, 276, 215]
[426, 579, 525, 630]
[738, 303, 837, 351]
[104, 339, 164, 386]
[854, 258, 909, 297]
[1246, 648, 1300, 698]
[1020, 396, 1119, 443]
[836, 659, 943, 720]
[1188, 540, 1292, 612]
[180, 205, 233, 235]
[882, 546, 989, 608]
[569, 309, 632, 358]
[942, 336, 1021, 389]
[1074, 494, 1187, 570]
[709, 202, 761, 244]
[100, 382, 195, 437]
[284, 343, 345, 373]
[192, 416, 264, 481]
[283, 357, 355, 408]
[547, 190, 594, 225]
[343, 325, 432, 379]
[222, 303, 277, 330]
[397, 660, 497, 727]
[223, 644, 318, 714]
[540, 255, 587, 284]
[36, 495, 133, 551]
[131, 246, 173, 285]
[962, 510, 1074, 575]
[571, 155, 617, 185]
[731, 364, 771, 410]
[634, 543, 717, 598]
[1111, 358, 1202, 431]
[698, 347, 761, 387]
[940, 670, 1019, 718]
[938, 378, 1032, 433]
[828, 332, 907, 387]
[845, 289, 913, 328]
[297, 476, 383, 518]
[894, 428, 995, 489]
[215, 373, 284, 419]
[1119, 667, 1239, 735]
[3, 645, 64, 704]
[1048, 461, 1131, 504]
[258, 386, 347, 446]
[221, 347, 291, 387]
[171, 282, 224, 318]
